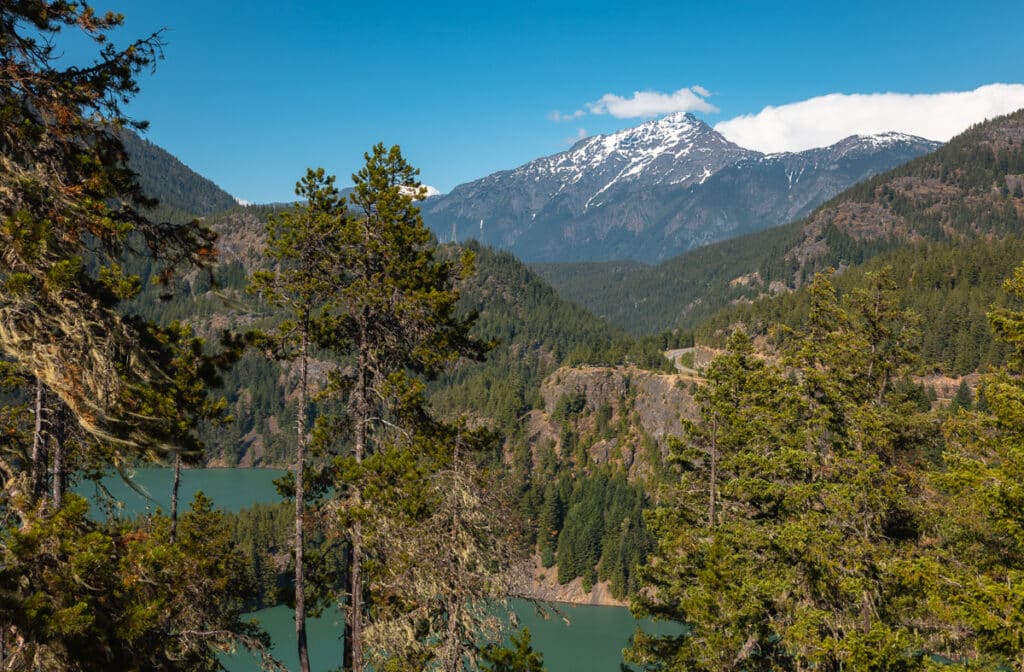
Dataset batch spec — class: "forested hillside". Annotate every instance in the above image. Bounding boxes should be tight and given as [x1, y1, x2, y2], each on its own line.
[0, 7, 274, 669]
[534, 229, 784, 334]
[11, 2, 1024, 671]
[123, 202, 675, 466]
[121, 130, 239, 223]
[431, 242, 676, 430]
[627, 269, 1024, 670]
[697, 238, 1024, 373]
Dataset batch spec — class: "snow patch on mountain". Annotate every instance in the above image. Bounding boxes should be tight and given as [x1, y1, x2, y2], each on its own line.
[399, 184, 442, 198]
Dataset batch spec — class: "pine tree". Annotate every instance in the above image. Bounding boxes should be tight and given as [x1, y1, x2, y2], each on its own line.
[950, 379, 973, 412]
[629, 329, 805, 670]
[629, 272, 936, 671]
[313, 144, 489, 671]
[249, 167, 346, 672]
[938, 263, 1024, 669]
[481, 629, 547, 672]
[0, 5, 266, 667]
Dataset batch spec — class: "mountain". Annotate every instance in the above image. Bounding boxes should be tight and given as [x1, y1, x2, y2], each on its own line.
[120, 130, 239, 222]
[536, 108, 1024, 373]
[421, 113, 940, 263]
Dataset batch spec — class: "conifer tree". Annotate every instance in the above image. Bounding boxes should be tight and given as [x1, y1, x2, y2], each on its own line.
[0, 4, 275, 668]
[0, 2, 217, 449]
[630, 272, 936, 671]
[481, 629, 546, 672]
[314, 144, 488, 671]
[938, 263, 1024, 668]
[249, 168, 346, 672]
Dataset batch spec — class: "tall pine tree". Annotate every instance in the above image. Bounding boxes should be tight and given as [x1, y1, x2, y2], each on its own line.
[315, 144, 489, 671]
[249, 168, 347, 672]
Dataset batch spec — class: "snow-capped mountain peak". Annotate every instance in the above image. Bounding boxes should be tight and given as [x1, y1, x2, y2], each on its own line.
[487, 112, 751, 213]
[420, 113, 941, 263]
[825, 132, 942, 160]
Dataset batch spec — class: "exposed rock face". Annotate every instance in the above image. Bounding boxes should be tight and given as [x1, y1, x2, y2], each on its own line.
[530, 365, 700, 481]
[514, 364, 703, 604]
[514, 553, 627, 607]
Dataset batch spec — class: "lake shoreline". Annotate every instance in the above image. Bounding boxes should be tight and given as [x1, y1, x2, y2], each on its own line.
[514, 553, 629, 608]
[95, 467, 632, 611]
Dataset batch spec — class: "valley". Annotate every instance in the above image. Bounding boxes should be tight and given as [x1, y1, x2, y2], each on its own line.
[5, 5, 1024, 670]
[119, 108, 1024, 669]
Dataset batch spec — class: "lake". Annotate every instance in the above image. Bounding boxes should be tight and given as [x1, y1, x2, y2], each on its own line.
[76, 466, 288, 517]
[223, 600, 674, 672]
[82, 467, 674, 671]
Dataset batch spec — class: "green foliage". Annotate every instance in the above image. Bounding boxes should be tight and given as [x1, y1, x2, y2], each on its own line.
[517, 467, 651, 600]
[253, 147, 513, 672]
[432, 242, 665, 432]
[248, 166, 348, 672]
[699, 239, 1024, 374]
[533, 224, 795, 335]
[481, 628, 547, 672]
[551, 391, 587, 423]
[950, 379, 974, 412]
[0, 494, 274, 671]
[629, 271, 941, 671]
[119, 129, 238, 222]
[936, 262, 1024, 668]
[226, 502, 295, 610]
[0, 1, 219, 449]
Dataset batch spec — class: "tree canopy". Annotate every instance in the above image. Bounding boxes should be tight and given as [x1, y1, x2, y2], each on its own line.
[0, 1, 216, 450]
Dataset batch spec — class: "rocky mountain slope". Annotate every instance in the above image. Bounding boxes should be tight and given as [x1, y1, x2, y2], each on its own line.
[528, 365, 698, 478]
[421, 113, 939, 263]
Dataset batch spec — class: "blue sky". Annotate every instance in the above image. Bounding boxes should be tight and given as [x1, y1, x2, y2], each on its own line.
[87, 0, 1024, 203]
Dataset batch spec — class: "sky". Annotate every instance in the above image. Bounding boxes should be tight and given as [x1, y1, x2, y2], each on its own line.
[77, 0, 1024, 203]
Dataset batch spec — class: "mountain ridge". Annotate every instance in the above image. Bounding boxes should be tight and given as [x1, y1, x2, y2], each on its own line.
[421, 114, 940, 263]
[120, 130, 238, 221]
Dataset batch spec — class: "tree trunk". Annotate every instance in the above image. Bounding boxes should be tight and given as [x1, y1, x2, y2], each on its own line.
[170, 452, 182, 542]
[443, 598, 460, 672]
[442, 431, 462, 672]
[50, 412, 64, 510]
[344, 337, 368, 672]
[346, 521, 363, 671]
[30, 378, 45, 502]
[295, 320, 311, 672]
[709, 415, 717, 529]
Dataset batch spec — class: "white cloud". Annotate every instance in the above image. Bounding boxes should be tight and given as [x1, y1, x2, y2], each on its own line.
[550, 86, 717, 122]
[564, 128, 589, 145]
[587, 87, 718, 118]
[714, 84, 1024, 153]
[549, 109, 585, 122]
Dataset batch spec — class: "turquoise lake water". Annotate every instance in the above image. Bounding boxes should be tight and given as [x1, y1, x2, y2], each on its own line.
[222, 600, 674, 672]
[81, 467, 676, 671]
[76, 466, 288, 517]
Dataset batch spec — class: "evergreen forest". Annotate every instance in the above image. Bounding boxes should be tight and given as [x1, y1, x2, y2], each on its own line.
[6, 3, 1024, 672]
